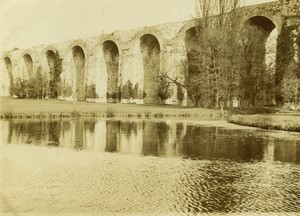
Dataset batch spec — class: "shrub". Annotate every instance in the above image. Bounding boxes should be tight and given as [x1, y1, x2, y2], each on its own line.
[107, 91, 118, 100]
[12, 66, 49, 99]
[121, 80, 144, 100]
[13, 77, 28, 98]
[121, 80, 133, 100]
[158, 76, 171, 103]
[86, 84, 98, 99]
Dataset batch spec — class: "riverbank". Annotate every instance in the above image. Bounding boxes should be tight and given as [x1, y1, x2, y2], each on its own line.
[2, 98, 300, 132]
[0, 97, 225, 119]
[229, 114, 300, 132]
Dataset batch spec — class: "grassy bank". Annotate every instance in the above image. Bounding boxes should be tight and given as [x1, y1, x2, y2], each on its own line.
[229, 114, 300, 132]
[0, 97, 226, 119]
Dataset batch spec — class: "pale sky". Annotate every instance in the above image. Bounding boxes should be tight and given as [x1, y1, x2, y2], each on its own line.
[0, 0, 277, 52]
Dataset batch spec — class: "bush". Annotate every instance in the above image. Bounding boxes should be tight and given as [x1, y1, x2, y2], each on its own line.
[121, 80, 145, 100]
[121, 80, 133, 100]
[158, 76, 171, 103]
[86, 84, 98, 99]
[13, 77, 28, 98]
[12, 66, 49, 99]
[107, 91, 118, 100]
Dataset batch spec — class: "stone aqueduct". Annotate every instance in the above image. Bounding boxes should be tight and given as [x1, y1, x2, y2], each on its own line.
[1, 0, 300, 105]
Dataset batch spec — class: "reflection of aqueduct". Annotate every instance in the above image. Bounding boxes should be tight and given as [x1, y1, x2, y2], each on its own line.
[1, 1, 299, 105]
[4, 119, 300, 162]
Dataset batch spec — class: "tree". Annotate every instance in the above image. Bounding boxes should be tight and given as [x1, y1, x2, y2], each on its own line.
[13, 66, 48, 99]
[276, 23, 300, 108]
[49, 51, 63, 98]
[281, 60, 300, 105]
[239, 25, 271, 107]
[187, 0, 279, 108]
[186, 0, 241, 108]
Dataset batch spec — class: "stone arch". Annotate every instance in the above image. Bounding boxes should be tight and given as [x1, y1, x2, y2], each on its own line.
[185, 26, 200, 53]
[243, 12, 281, 33]
[140, 34, 161, 104]
[42, 45, 58, 57]
[22, 53, 34, 78]
[72, 45, 86, 101]
[138, 30, 163, 47]
[241, 15, 278, 107]
[178, 20, 198, 42]
[45, 50, 56, 71]
[102, 40, 119, 103]
[3, 57, 13, 96]
[245, 16, 276, 34]
[130, 28, 164, 48]
[64, 40, 89, 58]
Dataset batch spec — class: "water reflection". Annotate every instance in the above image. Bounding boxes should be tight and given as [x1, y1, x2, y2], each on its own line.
[182, 126, 266, 161]
[2, 119, 300, 163]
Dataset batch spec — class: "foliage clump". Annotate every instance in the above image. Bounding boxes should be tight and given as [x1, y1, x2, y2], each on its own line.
[121, 80, 146, 100]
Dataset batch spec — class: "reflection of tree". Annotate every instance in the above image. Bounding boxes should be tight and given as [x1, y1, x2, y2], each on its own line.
[84, 119, 96, 133]
[61, 120, 71, 132]
[175, 123, 187, 154]
[59, 120, 72, 148]
[141, 121, 188, 157]
[182, 126, 265, 161]
[142, 121, 159, 155]
[74, 119, 84, 150]
[106, 120, 120, 152]
[120, 121, 137, 139]
[176, 123, 184, 139]
[118, 121, 142, 154]
[22, 120, 45, 145]
[48, 120, 61, 144]
[7, 120, 14, 144]
[274, 139, 300, 163]
[157, 122, 169, 152]
[7, 120, 52, 145]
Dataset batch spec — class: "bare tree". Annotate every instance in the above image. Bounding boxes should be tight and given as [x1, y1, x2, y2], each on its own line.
[186, 0, 241, 108]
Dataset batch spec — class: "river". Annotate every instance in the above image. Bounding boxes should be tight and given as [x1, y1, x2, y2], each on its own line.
[1, 118, 300, 215]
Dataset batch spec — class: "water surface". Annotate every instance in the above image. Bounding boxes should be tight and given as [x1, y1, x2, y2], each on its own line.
[1, 119, 300, 215]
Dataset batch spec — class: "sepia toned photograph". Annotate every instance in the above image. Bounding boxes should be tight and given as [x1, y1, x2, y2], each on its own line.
[0, 0, 300, 215]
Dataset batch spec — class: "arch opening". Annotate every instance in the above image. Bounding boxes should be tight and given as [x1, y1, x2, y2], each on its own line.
[72, 46, 86, 101]
[140, 34, 160, 104]
[46, 50, 56, 72]
[46, 50, 62, 98]
[102, 40, 119, 103]
[23, 54, 33, 78]
[241, 16, 277, 107]
[4, 57, 13, 96]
